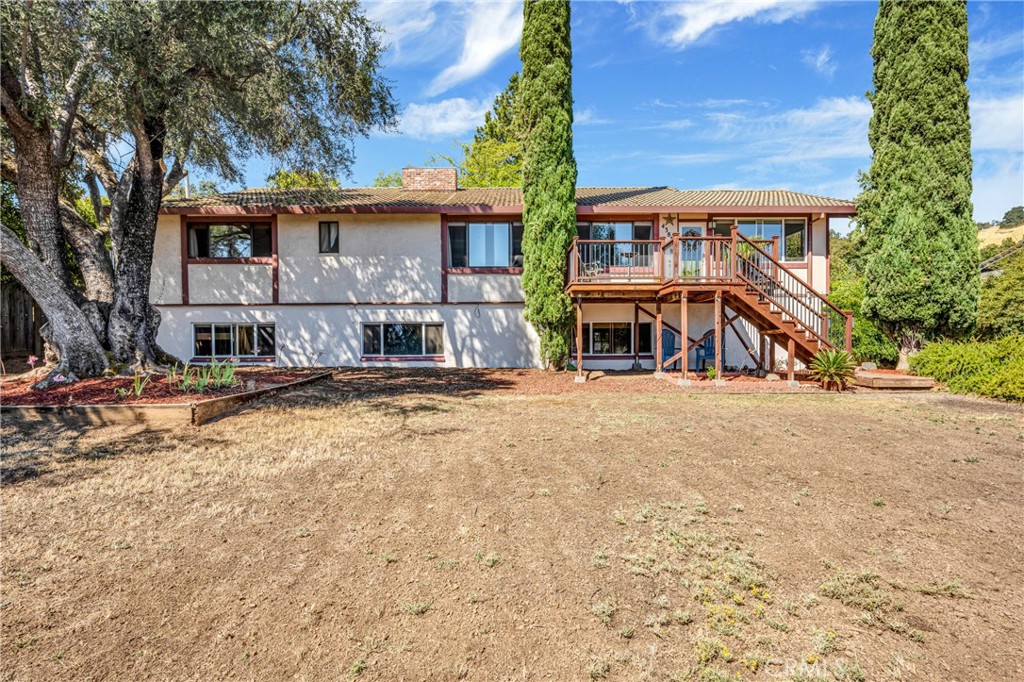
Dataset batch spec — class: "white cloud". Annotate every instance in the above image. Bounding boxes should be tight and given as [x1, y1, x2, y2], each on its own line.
[971, 95, 1024, 151]
[575, 108, 612, 125]
[973, 155, 1024, 221]
[801, 45, 836, 78]
[426, 1, 522, 96]
[397, 96, 496, 139]
[363, 1, 441, 64]
[656, 0, 819, 49]
[643, 118, 696, 131]
[970, 30, 1024, 65]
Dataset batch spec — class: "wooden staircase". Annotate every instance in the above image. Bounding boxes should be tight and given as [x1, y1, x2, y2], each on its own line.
[567, 227, 853, 371]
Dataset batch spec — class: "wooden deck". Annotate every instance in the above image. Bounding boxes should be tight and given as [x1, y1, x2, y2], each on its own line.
[852, 371, 936, 390]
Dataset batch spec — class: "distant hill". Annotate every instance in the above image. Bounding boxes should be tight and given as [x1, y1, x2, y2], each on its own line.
[979, 223, 1024, 249]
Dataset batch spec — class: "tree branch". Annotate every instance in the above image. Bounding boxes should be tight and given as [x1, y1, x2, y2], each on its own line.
[53, 40, 96, 164]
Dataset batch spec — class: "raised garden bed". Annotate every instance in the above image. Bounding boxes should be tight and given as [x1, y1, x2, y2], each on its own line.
[1, 370, 330, 427]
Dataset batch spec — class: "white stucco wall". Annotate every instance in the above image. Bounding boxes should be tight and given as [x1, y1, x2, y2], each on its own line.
[150, 215, 182, 304]
[155, 303, 542, 368]
[187, 264, 274, 304]
[447, 273, 525, 303]
[277, 213, 442, 303]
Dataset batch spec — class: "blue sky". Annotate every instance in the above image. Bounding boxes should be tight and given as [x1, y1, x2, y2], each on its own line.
[223, 1, 1023, 223]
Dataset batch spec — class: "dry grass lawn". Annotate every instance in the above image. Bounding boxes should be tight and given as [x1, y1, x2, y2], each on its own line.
[2, 369, 1022, 681]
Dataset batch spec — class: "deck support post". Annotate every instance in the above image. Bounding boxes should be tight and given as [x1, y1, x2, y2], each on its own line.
[786, 337, 796, 382]
[574, 299, 585, 383]
[680, 294, 689, 379]
[759, 333, 768, 375]
[654, 300, 663, 375]
[714, 293, 723, 379]
[769, 339, 776, 373]
[632, 301, 641, 370]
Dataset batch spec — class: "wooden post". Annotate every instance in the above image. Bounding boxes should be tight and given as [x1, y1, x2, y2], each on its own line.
[729, 225, 738, 281]
[845, 312, 854, 355]
[759, 333, 767, 373]
[714, 293, 723, 379]
[655, 300, 663, 374]
[575, 300, 584, 380]
[633, 301, 640, 370]
[769, 339, 776, 374]
[771, 235, 780, 261]
[786, 337, 796, 382]
[680, 294, 689, 378]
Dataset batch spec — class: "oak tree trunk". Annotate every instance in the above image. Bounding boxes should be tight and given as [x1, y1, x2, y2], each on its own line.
[107, 118, 171, 369]
[1, 224, 108, 385]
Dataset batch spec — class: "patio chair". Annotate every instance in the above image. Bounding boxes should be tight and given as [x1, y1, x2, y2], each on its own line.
[661, 329, 677, 371]
[695, 335, 716, 370]
[582, 261, 605, 279]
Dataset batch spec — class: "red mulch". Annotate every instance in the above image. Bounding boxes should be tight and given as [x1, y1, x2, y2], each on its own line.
[0, 369, 312, 407]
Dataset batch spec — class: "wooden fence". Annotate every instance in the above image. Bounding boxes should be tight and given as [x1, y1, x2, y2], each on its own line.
[1, 284, 43, 359]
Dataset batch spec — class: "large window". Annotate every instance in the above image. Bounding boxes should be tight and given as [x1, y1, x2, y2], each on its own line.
[576, 221, 653, 241]
[572, 322, 653, 356]
[712, 219, 806, 261]
[362, 322, 444, 357]
[188, 222, 272, 259]
[193, 323, 276, 358]
[448, 222, 524, 268]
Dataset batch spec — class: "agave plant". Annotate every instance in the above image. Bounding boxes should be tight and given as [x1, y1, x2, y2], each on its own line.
[810, 348, 857, 391]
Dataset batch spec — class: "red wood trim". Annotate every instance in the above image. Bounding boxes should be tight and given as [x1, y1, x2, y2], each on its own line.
[361, 355, 445, 362]
[440, 214, 449, 304]
[271, 214, 279, 304]
[582, 354, 654, 360]
[180, 215, 189, 305]
[161, 205, 856, 217]
[825, 216, 832, 294]
[186, 257, 275, 265]
[806, 213, 814, 287]
[446, 267, 523, 275]
[190, 356, 276, 364]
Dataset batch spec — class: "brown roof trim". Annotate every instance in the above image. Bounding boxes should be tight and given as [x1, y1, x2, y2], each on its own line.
[162, 203, 856, 217]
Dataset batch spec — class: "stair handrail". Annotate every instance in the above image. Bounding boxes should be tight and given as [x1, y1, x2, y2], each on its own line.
[733, 230, 853, 354]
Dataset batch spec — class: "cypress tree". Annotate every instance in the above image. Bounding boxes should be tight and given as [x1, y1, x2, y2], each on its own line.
[520, 0, 577, 369]
[858, 0, 978, 368]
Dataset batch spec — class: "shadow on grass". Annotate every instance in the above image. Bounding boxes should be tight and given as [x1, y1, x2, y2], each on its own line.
[0, 418, 229, 488]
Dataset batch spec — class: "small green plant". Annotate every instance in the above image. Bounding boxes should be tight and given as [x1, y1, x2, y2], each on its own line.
[587, 657, 609, 680]
[114, 372, 151, 400]
[401, 600, 431, 615]
[175, 358, 239, 393]
[809, 348, 857, 391]
[873, 497, 886, 507]
[705, 367, 717, 380]
[475, 551, 501, 567]
[591, 600, 616, 625]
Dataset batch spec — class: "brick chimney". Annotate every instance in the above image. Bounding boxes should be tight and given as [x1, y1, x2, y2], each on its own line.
[401, 167, 458, 191]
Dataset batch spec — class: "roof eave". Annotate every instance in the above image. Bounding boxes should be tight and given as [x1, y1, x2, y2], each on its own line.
[160, 203, 856, 216]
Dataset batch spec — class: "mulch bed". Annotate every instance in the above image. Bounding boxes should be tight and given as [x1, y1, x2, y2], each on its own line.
[0, 368, 313, 407]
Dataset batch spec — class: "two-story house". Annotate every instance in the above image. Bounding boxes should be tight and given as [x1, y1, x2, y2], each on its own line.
[153, 168, 855, 378]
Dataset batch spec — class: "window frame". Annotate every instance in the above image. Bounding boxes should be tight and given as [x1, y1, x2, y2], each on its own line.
[447, 221, 524, 272]
[318, 221, 340, 254]
[361, 322, 445, 360]
[575, 221, 654, 242]
[191, 323, 277, 362]
[571, 321, 654, 357]
[186, 219, 275, 264]
[710, 218, 808, 263]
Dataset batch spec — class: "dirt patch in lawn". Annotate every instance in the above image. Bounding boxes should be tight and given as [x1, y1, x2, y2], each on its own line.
[0, 368, 312, 406]
[1, 370, 1021, 681]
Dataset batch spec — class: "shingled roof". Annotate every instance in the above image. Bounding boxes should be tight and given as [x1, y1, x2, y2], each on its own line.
[161, 186, 856, 214]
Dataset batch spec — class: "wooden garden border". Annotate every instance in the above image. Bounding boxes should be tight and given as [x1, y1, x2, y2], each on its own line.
[1, 371, 331, 429]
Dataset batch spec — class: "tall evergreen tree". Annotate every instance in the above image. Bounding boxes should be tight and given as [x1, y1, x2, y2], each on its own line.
[519, 0, 576, 369]
[432, 73, 523, 188]
[858, 0, 978, 368]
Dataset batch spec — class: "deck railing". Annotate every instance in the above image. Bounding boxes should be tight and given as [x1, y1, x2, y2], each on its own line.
[568, 229, 853, 353]
[570, 239, 662, 282]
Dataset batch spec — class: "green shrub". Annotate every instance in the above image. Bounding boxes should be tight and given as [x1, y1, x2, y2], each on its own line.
[910, 336, 1024, 402]
[809, 349, 857, 391]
